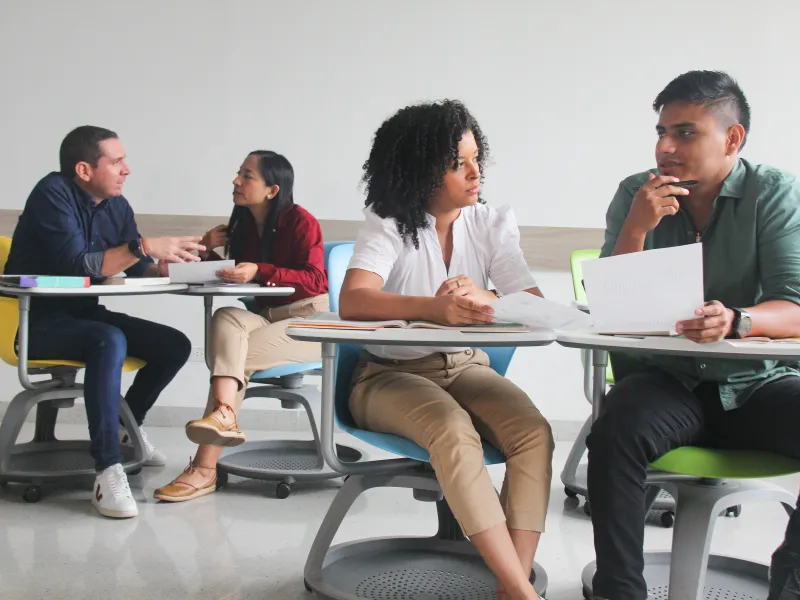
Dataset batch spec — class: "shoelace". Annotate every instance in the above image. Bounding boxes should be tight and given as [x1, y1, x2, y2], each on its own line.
[213, 403, 241, 433]
[106, 465, 133, 499]
[138, 428, 156, 456]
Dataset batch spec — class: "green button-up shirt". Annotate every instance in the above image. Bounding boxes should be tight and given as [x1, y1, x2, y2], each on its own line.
[600, 158, 800, 409]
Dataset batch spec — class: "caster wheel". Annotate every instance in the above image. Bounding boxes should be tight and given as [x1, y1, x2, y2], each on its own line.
[564, 486, 579, 499]
[23, 486, 42, 503]
[276, 482, 291, 499]
[216, 468, 229, 490]
[304, 578, 312, 592]
[725, 505, 742, 518]
[583, 501, 592, 517]
[660, 511, 675, 528]
[128, 468, 142, 476]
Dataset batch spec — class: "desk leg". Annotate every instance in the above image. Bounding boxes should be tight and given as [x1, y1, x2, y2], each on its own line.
[203, 296, 212, 371]
[591, 349, 608, 422]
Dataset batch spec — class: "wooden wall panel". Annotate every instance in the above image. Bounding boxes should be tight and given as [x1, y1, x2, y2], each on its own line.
[0, 209, 604, 272]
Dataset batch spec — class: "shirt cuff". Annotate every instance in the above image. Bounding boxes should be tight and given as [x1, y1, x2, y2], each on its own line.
[257, 263, 277, 284]
[82, 251, 104, 278]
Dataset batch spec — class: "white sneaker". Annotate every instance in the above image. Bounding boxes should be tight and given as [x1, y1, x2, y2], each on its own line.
[92, 463, 138, 519]
[119, 426, 167, 467]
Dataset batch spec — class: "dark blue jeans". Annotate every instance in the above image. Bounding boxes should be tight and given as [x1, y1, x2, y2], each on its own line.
[27, 305, 191, 471]
[586, 367, 800, 600]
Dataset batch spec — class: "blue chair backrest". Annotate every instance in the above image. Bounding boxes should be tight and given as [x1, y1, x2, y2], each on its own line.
[326, 242, 354, 313]
[333, 344, 516, 433]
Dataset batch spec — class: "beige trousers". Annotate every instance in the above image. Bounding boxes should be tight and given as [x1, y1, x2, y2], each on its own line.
[349, 348, 554, 537]
[204, 295, 329, 416]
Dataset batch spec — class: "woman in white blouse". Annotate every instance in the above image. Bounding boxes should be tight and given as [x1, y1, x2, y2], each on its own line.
[340, 100, 553, 600]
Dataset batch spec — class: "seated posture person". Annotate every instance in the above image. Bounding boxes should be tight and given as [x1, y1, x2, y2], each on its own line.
[5, 126, 201, 519]
[154, 150, 329, 502]
[339, 100, 553, 600]
[587, 71, 800, 600]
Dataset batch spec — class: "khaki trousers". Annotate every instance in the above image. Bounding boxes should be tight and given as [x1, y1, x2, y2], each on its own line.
[204, 295, 329, 416]
[349, 348, 554, 537]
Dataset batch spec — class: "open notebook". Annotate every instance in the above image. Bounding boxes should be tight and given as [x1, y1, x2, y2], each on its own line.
[289, 312, 530, 333]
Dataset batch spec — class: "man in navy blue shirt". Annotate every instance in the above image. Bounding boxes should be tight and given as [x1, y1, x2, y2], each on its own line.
[5, 125, 203, 519]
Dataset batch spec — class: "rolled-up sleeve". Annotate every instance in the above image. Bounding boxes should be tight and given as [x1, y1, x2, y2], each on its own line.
[756, 177, 800, 305]
[348, 208, 403, 284]
[30, 184, 104, 278]
[487, 206, 536, 294]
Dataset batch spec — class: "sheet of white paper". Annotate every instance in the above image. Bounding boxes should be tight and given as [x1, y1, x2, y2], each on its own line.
[490, 292, 593, 331]
[167, 260, 235, 284]
[582, 244, 704, 334]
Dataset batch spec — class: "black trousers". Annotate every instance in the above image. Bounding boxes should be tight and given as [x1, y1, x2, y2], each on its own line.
[586, 367, 800, 599]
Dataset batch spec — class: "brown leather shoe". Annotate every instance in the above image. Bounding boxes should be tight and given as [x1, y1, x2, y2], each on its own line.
[185, 403, 246, 447]
[154, 458, 217, 503]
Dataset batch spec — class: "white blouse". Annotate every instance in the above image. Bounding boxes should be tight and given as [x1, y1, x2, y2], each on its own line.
[348, 203, 537, 360]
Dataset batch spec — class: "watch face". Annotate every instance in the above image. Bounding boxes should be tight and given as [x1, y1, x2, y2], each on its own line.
[738, 311, 752, 336]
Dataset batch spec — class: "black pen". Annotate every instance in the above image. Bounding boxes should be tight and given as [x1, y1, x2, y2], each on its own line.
[657, 179, 699, 189]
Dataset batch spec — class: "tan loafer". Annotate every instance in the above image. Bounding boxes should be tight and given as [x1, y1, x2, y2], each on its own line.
[154, 458, 217, 503]
[185, 403, 246, 447]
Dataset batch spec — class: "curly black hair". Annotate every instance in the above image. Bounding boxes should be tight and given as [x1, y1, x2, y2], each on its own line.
[361, 99, 490, 249]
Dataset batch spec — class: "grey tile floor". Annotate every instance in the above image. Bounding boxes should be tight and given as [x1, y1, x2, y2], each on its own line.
[0, 424, 796, 599]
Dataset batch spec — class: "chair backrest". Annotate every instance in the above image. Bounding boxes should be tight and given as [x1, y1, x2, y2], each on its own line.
[570, 248, 617, 384]
[0, 236, 19, 365]
[325, 242, 354, 313]
[333, 344, 516, 432]
[569, 249, 600, 304]
[0, 236, 10, 274]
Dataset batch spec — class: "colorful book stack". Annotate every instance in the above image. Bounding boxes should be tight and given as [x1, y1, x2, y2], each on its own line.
[0, 275, 90, 288]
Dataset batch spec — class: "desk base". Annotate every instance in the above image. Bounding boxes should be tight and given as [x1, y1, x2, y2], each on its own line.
[311, 538, 548, 600]
[216, 440, 362, 498]
[581, 553, 768, 599]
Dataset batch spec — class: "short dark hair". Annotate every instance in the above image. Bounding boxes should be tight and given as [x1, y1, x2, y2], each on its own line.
[59, 125, 118, 176]
[361, 99, 489, 249]
[653, 71, 751, 149]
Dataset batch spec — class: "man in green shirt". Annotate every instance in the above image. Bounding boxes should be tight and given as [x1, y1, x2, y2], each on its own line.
[588, 70, 800, 600]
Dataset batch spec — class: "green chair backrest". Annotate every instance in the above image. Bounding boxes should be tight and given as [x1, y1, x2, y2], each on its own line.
[569, 249, 614, 385]
[570, 249, 600, 304]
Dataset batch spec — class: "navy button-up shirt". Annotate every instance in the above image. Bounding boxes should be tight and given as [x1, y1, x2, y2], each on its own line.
[5, 172, 153, 316]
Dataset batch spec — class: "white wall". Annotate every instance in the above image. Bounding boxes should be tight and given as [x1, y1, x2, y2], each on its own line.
[1, 0, 798, 424]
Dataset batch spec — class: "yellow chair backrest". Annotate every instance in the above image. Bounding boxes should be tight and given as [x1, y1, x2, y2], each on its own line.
[0, 236, 20, 365]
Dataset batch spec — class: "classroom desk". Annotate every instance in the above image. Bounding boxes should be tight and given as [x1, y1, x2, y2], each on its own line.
[285, 325, 556, 600]
[557, 330, 800, 599]
[0, 282, 188, 500]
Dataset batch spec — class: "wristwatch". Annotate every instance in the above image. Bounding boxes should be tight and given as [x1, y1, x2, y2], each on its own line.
[730, 307, 752, 339]
[127, 238, 147, 260]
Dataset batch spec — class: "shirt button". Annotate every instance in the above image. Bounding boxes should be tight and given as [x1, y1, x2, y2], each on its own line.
[465, 349, 473, 355]
[700, 364, 706, 369]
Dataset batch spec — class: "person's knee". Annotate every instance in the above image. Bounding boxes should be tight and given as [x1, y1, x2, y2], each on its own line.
[506, 410, 555, 458]
[211, 306, 247, 331]
[587, 396, 658, 462]
[92, 324, 127, 365]
[169, 329, 192, 365]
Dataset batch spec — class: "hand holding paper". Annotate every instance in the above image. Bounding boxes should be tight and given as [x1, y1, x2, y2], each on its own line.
[582, 243, 704, 335]
[168, 260, 235, 284]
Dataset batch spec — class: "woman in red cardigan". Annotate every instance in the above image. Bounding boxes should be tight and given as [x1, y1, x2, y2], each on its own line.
[154, 150, 329, 502]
